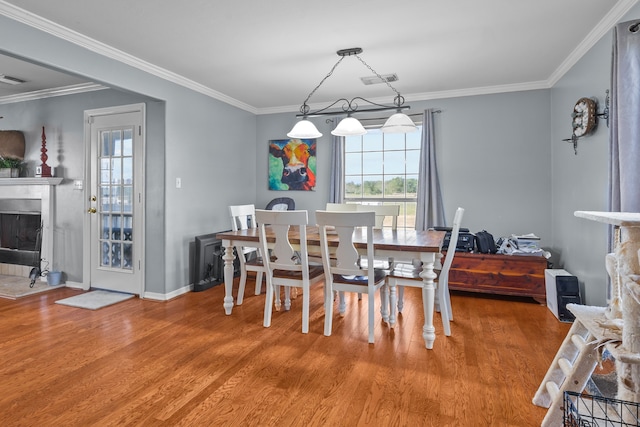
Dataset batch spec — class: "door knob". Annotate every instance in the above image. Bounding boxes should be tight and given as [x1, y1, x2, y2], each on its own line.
[88, 207, 96, 214]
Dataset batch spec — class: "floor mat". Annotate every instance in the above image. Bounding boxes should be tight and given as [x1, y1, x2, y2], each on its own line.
[55, 289, 135, 310]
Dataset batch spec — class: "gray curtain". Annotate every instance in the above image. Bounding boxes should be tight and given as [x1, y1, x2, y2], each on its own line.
[415, 109, 445, 230]
[329, 118, 345, 203]
[609, 19, 640, 216]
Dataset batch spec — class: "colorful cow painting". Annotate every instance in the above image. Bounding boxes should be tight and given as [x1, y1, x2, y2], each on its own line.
[268, 138, 316, 191]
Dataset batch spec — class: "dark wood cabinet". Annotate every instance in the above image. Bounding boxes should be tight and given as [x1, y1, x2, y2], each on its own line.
[447, 252, 548, 303]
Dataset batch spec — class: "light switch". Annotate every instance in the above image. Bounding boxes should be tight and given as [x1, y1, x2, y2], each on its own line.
[176, 177, 182, 188]
[73, 179, 83, 190]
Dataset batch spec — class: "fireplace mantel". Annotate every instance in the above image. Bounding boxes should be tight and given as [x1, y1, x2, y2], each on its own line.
[0, 177, 63, 186]
[0, 177, 63, 278]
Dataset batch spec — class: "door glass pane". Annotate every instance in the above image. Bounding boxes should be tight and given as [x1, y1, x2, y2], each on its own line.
[101, 214, 110, 239]
[122, 186, 133, 213]
[123, 130, 133, 156]
[112, 130, 122, 156]
[123, 243, 132, 269]
[102, 133, 110, 156]
[101, 242, 110, 266]
[98, 127, 134, 271]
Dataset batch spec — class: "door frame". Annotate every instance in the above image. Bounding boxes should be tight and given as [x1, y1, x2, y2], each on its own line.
[82, 103, 146, 295]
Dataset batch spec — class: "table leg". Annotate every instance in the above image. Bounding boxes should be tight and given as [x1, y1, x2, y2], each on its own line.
[388, 279, 397, 328]
[420, 254, 437, 349]
[222, 240, 235, 315]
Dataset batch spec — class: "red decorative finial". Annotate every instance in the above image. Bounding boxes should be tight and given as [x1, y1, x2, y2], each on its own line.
[40, 126, 52, 178]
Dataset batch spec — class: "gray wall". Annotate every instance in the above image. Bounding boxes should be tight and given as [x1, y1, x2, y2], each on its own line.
[0, 90, 163, 287]
[546, 6, 640, 306]
[257, 90, 552, 249]
[0, 14, 257, 295]
[3, 4, 640, 303]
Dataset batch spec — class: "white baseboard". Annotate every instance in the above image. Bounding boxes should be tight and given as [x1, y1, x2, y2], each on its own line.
[143, 284, 193, 301]
[59, 281, 193, 301]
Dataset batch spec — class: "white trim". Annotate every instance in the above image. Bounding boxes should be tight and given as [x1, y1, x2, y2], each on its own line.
[83, 103, 146, 295]
[0, 83, 107, 105]
[0, 0, 637, 114]
[547, 0, 640, 87]
[143, 285, 192, 301]
[0, 1, 257, 114]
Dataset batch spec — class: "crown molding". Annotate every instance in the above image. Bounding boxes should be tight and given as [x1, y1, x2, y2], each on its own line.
[547, 0, 639, 86]
[0, 1, 258, 114]
[1, 0, 638, 115]
[0, 82, 107, 105]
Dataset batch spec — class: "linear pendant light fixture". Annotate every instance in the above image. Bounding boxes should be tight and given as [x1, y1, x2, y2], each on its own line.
[287, 47, 417, 139]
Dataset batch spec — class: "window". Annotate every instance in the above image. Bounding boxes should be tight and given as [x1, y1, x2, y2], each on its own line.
[343, 126, 422, 229]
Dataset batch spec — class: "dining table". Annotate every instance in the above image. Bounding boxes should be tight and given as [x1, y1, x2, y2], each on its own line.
[215, 226, 446, 349]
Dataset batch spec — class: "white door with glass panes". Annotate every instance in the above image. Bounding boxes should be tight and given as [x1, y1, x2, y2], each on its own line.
[86, 105, 144, 295]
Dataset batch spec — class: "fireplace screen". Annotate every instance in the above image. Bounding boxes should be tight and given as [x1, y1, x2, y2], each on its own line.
[0, 212, 41, 266]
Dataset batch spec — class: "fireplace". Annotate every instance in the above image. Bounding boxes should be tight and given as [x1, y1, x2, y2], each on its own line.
[0, 207, 41, 267]
[0, 178, 62, 277]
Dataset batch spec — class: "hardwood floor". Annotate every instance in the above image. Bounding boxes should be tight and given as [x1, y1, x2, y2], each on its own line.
[0, 279, 572, 426]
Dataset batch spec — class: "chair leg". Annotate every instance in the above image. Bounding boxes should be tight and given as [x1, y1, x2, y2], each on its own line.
[437, 280, 452, 336]
[302, 285, 309, 334]
[254, 271, 263, 295]
[274, 285, 281, 311]
[397, 286, 405, 313]
[264, 278, 274, 328]
[380, 283, 389, 324]
[284, 286, 291, 311]
[367, 288, 375, 344]
[237, 268, 248, 305]
[324, 282, 334, 337]
[338, 291, 346, 316]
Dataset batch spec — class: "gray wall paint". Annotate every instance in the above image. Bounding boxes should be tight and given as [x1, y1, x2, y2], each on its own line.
[257, 90, 552, 244]
[3, 4, 640, 303]
[547, 4, 640, 306]
[0, 15, 257, 295]
[0, 90, 162, 285]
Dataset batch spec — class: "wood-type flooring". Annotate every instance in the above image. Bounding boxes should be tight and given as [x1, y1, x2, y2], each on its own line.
[0, 277, 573, 426]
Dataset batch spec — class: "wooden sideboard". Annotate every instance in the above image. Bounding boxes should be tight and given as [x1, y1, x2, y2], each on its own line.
[447, 252, 549, 303]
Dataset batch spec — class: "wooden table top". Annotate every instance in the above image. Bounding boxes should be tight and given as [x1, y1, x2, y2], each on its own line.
[216, 226, 446, 253]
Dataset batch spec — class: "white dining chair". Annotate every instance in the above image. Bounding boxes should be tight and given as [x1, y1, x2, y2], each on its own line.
[325, 202, 358, 212]
[255, 209, 324, 334]
[356, 204, 400, 230]
[387, 207, 465, 336]
[316, 210, 388, 344]
[229, 204, 266, 304]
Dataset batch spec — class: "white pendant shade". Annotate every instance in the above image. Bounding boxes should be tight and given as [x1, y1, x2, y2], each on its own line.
[331, 117, 367, 136]
[381, 113, 418, 133]
[287, 119, 322, 139]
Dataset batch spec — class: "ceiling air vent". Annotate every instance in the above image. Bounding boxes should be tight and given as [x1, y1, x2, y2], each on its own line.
[360, 73, 398, 86]
[0, 74, 26, 85]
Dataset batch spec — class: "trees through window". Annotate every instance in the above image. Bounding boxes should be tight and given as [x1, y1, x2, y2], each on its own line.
[343, 127, 421, 229]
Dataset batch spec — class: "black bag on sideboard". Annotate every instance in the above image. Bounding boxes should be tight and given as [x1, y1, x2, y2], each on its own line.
[475, 230, 497, 254]
[433, 226, 474, 252]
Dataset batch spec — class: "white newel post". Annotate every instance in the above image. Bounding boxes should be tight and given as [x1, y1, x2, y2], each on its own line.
[0, 178, 63, 276]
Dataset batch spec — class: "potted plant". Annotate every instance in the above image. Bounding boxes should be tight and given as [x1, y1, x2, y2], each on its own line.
[0, 157, 24, 178]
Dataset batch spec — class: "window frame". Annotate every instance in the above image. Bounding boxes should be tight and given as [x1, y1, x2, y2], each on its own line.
[342, 126, 422, 229]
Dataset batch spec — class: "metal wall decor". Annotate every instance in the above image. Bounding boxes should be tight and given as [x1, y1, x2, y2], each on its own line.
[563, 90, 610, 155]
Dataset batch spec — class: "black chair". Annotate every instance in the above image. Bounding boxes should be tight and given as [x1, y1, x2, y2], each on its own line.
[265, 197, 295, 211]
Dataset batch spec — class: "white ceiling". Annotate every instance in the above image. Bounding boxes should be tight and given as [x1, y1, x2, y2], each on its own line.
[0, 0, 637, 113]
